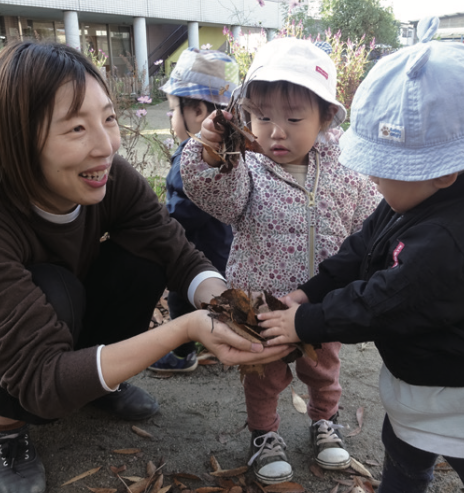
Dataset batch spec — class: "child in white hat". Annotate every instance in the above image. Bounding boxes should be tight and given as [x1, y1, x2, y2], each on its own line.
[258, 17, 464, 491]
[180, 37, 380, 483]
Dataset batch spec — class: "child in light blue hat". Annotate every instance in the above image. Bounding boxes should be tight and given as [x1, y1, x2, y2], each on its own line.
[149, 48, 239, 372]
[258, 17, 464, 491]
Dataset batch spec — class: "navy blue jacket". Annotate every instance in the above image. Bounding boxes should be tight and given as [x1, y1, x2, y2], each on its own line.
[166, 139, 232, 276]
[295, 173, 464, 387]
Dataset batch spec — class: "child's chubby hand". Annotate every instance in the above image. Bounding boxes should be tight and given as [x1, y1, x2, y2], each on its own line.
[201, 110, 233, 166]
[187, 309, 294, 366]
[257, 296, 301, 346]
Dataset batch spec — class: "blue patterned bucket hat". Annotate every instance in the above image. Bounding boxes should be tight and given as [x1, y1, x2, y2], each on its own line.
[340, 17, 464, 181]
[160, 48, 239, 106]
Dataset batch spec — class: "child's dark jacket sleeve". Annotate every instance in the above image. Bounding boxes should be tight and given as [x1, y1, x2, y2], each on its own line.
[294, 202, 464, 347]
[166, 140, 214, 233]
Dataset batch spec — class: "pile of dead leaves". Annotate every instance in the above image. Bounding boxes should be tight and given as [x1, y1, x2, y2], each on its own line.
[201, 289, 319, 380]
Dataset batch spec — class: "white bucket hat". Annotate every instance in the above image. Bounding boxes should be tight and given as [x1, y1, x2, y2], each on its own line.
[339, 17, 464, 181]
[243, 37, 346, 128]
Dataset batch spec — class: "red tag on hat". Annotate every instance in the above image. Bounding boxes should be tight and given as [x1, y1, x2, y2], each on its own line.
[316, 66, 328, 80]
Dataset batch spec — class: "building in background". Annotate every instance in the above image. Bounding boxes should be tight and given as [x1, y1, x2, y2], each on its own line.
[0, 0, 282, 91]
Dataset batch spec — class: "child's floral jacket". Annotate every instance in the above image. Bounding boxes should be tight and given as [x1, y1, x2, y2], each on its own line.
[181, 137, 380, 298]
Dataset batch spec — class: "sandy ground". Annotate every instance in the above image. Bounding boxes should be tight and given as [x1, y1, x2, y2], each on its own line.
[30, 101, 463, 493]
[32, 342, 463, 493]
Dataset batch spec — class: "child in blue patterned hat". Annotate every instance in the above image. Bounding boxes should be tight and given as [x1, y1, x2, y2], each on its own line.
[258, 17, 464, 492]
[149, 48, 239, 372]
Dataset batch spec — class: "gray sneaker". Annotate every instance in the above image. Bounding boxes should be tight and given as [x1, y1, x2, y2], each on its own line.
[248, 430, 293, 485]
[310, 413, 351, 470]
[0, 425, 46, 493]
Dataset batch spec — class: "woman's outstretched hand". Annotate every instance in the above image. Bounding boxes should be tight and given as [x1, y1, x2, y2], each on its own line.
[189, 310, 294, 366]
[257, 296, 301, 346]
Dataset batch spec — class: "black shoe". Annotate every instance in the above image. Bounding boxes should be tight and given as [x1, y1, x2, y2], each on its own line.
[247, 430, 293, 485]
[310, 412, 351, 470]
[92, 382, 160, 420]
[0, 425, 46, 493]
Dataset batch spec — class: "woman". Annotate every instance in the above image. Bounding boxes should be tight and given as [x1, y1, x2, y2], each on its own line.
[0, 41, 291, 493]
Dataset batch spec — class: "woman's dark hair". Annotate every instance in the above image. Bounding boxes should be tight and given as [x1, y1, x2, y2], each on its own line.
[0, 40, 110, 214]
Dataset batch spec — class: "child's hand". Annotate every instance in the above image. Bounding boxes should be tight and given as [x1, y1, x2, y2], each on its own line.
[189, 310, 293, 366]
[281, 289, 309, 305]
[257, 296, 301, 346]
[201, 110, 233, 166]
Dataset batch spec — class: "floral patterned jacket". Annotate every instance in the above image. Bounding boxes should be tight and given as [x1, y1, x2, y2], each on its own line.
[181, 138, 380, 298]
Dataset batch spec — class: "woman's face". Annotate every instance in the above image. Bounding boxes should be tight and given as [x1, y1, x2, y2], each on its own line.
[37, 75, 120, 214]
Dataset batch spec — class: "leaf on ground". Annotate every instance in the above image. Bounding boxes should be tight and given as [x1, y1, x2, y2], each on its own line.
[253, 481, 267, 493]
[173, 473, 202, 480]
[123, 477, 153, 493]
[309, 463, 324, 478]
[87, 488, 117, 493]
[147, 461, 157, 477]
[290, 387, 307, 414]
[196, 488, 225, 493]
[228, 487, 243, 493]
[121, 476, 145, 482]
[147, 372, 173, 379]
[334, 479, 354, 486]
[210, 455, 222, 472]
[210, 466, 248, 477]
[217, 479, 236, 489]
[199, 359, 219, 366]
[112, 448, 142, 455]
[346, 407, 364, 437]
[132, 425, 154, 439]
[350, 458, 373, 478]
[157, 486, 172, 493]
[364, 459, 381, 467]
[329, 484, 339, 493]
[61, 466, 102, 486]
[263, 482, 304, 492]
[110, 464, 127, 476]
[148, 473, 164, 493]
[173, 478, 187, 489]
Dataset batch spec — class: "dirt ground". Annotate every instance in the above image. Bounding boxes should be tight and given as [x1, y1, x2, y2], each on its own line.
[32, 340, 463, 493]
[30, 102, 463, 492]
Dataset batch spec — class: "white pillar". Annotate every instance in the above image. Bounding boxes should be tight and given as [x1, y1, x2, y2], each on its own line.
[231, 25, 241, 41]
[133, 17, 149, 95]
[188, 21, 199, 49]
[266, 28, 276, 42]
[63, 11, 80, 50]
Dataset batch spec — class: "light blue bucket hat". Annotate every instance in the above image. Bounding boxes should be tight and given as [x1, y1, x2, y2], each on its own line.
[160, 47, 239, 106]
[340, 17, 464, 181]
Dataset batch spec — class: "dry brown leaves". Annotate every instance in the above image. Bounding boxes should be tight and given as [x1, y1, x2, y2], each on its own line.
[190, 94, 265, 174]
[201, 288, 318, 380]
[62, 448, 307, 493]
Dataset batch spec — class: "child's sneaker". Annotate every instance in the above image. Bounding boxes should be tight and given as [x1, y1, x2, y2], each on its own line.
[248, 430, 293, 485]
[149, 351, 198, 372]
[0, 424, 46, 493]
[310, 412, 351, 470]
